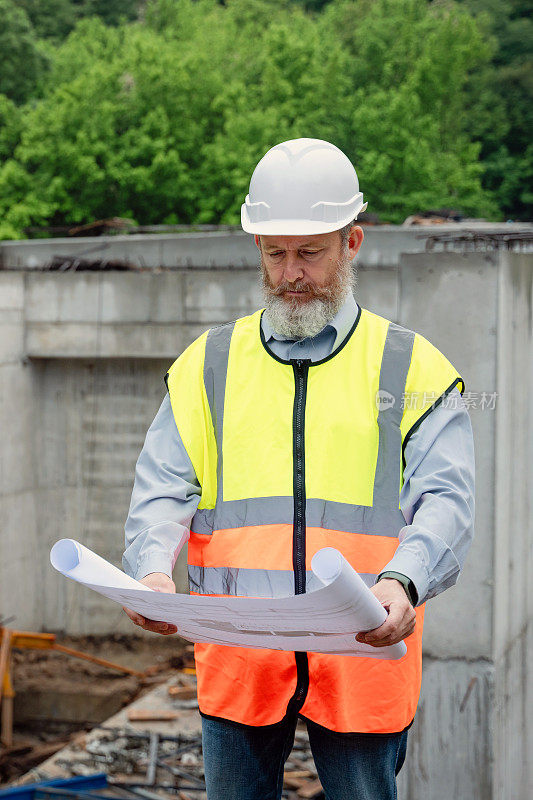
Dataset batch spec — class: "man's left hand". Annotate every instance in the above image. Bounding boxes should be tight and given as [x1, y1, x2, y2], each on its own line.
[355, 578, 416, 647]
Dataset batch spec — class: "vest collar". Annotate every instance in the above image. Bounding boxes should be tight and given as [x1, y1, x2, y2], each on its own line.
[259, 303, 362, 367]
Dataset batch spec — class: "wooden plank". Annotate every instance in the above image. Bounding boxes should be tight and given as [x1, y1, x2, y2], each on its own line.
[53, 643, 144, 677]
[0, 629, 13, 705]
[127, 709, 179, 722]
[10, 631, 56, 650]
[167, 686, 197, 700]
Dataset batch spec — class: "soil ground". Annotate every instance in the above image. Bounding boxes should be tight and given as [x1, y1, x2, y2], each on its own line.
[1, 634, 190, 785]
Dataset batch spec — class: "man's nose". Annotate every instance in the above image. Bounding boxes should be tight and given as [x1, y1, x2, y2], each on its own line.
[282, 252, 305, 283]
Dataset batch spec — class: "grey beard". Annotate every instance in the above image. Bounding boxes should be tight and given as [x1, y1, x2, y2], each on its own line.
[260, 256, 357, 340]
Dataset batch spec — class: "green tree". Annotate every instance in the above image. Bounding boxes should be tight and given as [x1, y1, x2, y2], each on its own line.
[318, 0, 498, 220]
[459, 0, 533, 219]
[16, 0, 80, 40]
[0, 96, 21, 162]
[0, 1, 355, 232]
[17, 0, 142, 40]
[80, 0, 142, 27]
[0, 14, 223, 234]
[0, 0, 503, 237]
[0, 0, 48, 103]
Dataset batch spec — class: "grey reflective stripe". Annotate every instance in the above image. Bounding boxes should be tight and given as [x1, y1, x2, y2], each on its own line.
[188, 565, 377, 597]
[191, 497, 405, 537]
[203, 321, 236, 504]
[373, 322, 415, 508]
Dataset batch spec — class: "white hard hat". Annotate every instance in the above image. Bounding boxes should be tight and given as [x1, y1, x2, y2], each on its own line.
[241, 138, 367, 236]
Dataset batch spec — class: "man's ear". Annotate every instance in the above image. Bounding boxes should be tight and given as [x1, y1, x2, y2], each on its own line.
[254, 234, 261, 250]
[347, 226, 364, 259]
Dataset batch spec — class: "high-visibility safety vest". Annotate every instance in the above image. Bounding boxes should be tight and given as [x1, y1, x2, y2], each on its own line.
[166, 306, 463, 733]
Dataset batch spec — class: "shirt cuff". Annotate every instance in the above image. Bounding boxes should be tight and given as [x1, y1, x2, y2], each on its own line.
[134, 553, 175, 581]
[123, 522, 190, 582]
[377, 550, 429, 606]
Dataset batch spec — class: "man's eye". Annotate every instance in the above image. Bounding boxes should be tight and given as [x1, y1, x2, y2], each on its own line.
[269, 251, 283, 257]
[301, 250, 320, 257]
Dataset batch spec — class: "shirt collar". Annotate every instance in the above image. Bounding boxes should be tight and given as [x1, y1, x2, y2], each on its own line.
[261, 293, 359, 351]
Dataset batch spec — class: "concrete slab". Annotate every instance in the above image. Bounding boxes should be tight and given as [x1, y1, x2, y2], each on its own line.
[399, 252, 498, 661]
[184, 271, 262, 324]
[0, 273, 24, 309]
[26, 323, 100, 357]
[147, 273, 186, 323]
[398, 657, 493, 800]
[0, 363, 37, 496]
[494, 251, 533, 654]
[14, 683, 137, 726]
[0, 490, 39, 630]
[25, 276, 61, 322]
[2, 223, 530, 270]
[56, 276, 101, 323]
[24, 357, 189, 633]
[492, 252, 533, 800]
[0, 318, 24, 362]
[100, 274, 152, 323]
[355, 266, 399, 321]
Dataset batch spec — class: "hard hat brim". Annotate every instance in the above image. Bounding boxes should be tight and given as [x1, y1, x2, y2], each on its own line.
[241, 206, 363, 236]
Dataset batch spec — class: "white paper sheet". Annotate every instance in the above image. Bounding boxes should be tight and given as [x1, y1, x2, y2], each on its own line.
[50, 539, 406, 659]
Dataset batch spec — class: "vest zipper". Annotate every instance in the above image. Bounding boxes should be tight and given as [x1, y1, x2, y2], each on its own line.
[286, 358, 310, 716]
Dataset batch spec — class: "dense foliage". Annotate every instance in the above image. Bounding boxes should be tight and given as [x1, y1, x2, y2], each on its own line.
[459, 0, 532, 219]
[0, 0, 530, 238]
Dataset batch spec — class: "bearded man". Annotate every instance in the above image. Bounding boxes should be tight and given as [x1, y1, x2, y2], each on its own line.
[122, 139, 475, 800]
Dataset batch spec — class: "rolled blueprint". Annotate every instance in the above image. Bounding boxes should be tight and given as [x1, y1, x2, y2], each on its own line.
[51, 539, 406, 659]
[51, 538, 151, 591]
[311, 547, 391, 633]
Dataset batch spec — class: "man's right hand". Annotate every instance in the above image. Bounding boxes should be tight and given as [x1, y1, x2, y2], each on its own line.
[122, 572, 178, 635]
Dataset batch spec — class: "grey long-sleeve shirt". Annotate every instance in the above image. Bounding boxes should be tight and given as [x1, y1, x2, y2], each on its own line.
[123, 295, 475, 606]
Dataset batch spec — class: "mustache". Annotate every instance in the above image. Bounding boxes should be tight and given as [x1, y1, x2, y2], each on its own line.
[263, 270, 337, 301]
[268, 280, 326, 298]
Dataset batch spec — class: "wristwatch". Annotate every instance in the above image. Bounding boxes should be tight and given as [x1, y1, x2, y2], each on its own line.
[377, 571, 418, 606]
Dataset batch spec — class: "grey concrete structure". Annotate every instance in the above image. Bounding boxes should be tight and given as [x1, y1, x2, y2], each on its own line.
[0, 228, 531, 799]
[1, 222, 531, 272]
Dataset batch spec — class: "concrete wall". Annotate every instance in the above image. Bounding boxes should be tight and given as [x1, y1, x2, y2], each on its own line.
[492, 252, 533, 800]
[33, 358, 173, 634]
[398, 656, 493, 800]
[0, 272, 39, 630]
[0, 231, 532, 798]
[396, 252, 498, 799]
[1, 222, 531, 271]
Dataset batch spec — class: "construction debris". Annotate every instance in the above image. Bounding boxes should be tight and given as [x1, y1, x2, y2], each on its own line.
[423, 229, 533, 252]
[66, 219, 136, 237]
[403, 209, 464, 225]
[1, 637, 189, 786]
[166, 689, 195, 702]
[2, 635, 324, 798]
[23, 222, 233, 238]
[46, 725, 324, 799]
[5, 676, 326, 800]
[0, 742, 72, 784]
[45, 255, 137, 272]
[126, 713, 179, 724]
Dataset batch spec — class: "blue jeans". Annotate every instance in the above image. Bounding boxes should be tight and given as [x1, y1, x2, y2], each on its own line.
[202, 714, 408, 800]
